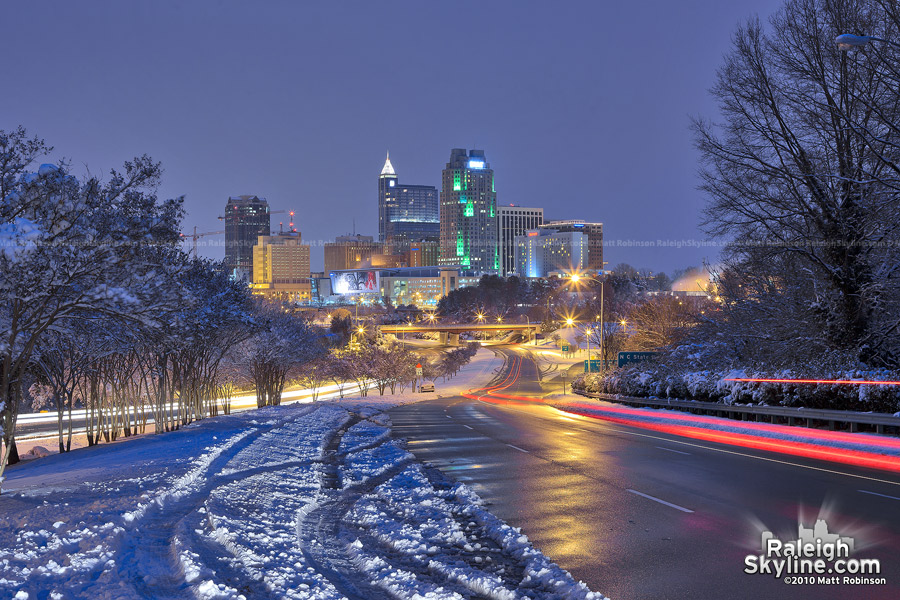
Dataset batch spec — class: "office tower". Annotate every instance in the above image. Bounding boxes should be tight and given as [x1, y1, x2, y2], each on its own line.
[497, 205, 544, 276]
[224, 195, 271, 280]
[324, 234, 382, 273]
[439, 149, 498, 272]
[377, 152, 439, 253]
[515, 228, 588, 278]
[407, 240, 440, 268]
[540, 220, 604, 271]
[251, 231, 312, 302]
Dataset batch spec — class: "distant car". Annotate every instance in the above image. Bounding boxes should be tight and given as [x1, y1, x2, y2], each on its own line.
[420, 382, 435, 393]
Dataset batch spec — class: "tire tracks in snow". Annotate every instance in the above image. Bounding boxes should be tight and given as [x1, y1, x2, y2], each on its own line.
[112, 411, 321, 599]
[298, 414, 413, 600]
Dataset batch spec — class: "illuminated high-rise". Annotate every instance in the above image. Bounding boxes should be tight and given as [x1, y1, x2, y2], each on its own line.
[540, 220, 604, 271]
[377, 152, 439, 253]
[439, 149, 498, 272]
[224, 195, 271, 280]
[497, 205, 543, 276]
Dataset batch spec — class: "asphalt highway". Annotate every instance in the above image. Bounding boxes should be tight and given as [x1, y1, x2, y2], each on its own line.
[390, 347, 900, 600]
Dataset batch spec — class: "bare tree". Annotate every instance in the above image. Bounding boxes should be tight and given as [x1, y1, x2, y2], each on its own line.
[693, 0, 900, 367]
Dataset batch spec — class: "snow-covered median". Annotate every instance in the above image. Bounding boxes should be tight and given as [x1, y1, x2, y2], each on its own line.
[0, 348, 605, 599]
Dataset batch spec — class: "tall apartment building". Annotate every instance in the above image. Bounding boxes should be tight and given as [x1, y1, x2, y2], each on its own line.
[324, 234, 382, 273]
[251, 231, 312, 302]
[224, 195, 271, 280]
[377, 153, 439, 253]
[515, 228, 588, 278]
[497, 205, 543, 276]
[540, 220, 604, 271]
[439, 149, 498, 272]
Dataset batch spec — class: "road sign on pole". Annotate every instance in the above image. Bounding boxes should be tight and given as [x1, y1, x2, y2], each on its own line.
[617, 351, 658, 368]
[416, 363, 423, 377]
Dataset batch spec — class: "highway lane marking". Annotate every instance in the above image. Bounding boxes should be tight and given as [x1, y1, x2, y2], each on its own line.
[506, 444, 529, 453]
[446, 415, 453, 418]
[859, 489, 900, 501]
[656, 446, 691, 455]
[463, 425, 474, 430]
[407, 437, 483, 445]
[627, 489, 694, 513]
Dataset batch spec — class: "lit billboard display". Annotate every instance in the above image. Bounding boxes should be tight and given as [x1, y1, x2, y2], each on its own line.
[330, 270, 380, 295]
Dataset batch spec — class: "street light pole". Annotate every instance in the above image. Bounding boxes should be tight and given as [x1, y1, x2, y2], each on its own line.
[599, 280, 605, 373]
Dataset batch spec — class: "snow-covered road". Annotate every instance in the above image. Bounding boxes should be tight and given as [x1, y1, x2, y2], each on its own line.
[0, 350, 606, 600]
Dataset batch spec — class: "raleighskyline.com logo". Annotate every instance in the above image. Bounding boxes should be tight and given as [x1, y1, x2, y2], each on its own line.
[744, 519, 885, 586]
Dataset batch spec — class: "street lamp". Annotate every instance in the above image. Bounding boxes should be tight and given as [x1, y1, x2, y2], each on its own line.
[836, 33, 900, 51]
[565, 318, 595, 372]
[475, 312, 486, 323]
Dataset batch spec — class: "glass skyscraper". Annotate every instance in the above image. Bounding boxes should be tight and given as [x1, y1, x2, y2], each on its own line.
[224, 195, 271, 280]
[378, 153, 439, 253]
[439, 148, 498, 272]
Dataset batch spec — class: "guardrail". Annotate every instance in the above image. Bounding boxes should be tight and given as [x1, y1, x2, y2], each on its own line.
[572, 389, 900, 436]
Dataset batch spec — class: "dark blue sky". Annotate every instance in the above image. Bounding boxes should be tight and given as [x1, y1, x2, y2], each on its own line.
[2, 0, 784, 274]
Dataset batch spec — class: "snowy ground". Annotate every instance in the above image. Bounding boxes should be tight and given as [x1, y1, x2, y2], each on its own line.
[0, 350, 605, 599]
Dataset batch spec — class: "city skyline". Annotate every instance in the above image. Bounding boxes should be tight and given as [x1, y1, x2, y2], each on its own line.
[1, 1, 785, 275]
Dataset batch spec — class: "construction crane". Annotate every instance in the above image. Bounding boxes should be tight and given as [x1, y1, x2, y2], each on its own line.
[180, 226, 225, 257]
[217, 209, 296, 233]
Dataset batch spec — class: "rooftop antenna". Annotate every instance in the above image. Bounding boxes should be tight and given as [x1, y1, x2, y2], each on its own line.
[353, 217, 356, 236]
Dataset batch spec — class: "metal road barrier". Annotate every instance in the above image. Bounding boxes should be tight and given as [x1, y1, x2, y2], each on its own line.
[572, 389, 900, 435]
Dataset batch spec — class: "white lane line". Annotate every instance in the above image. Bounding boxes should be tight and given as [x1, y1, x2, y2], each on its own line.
[446, 415, 453, 419]
[859, 489, 900, 501]
[656, 446, 691, 456]
[627, 489, 694, 513]
[462, 424, 474, 430]
[507, 444, 529, 453]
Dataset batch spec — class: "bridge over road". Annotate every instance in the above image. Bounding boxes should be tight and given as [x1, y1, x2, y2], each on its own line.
[379, 323, 540, 344]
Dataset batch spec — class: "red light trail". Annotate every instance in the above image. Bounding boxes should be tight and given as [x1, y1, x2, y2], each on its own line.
[724, 377, 900, 386]
[462, 359, 900, 473]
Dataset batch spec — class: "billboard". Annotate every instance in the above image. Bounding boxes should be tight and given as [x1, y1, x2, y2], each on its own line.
[330, 270, 380, 295]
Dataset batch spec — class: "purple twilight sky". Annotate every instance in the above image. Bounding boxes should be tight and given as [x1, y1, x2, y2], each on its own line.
[2, 0, 785, 274]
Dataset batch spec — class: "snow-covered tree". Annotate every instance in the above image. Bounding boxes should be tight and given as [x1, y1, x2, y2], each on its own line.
[0, 128, 182, 488]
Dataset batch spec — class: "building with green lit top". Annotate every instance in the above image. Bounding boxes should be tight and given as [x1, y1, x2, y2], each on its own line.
[439, 148, 498, 273]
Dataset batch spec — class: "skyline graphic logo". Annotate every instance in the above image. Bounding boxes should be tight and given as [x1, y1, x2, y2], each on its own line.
[744, 518, 884, 587]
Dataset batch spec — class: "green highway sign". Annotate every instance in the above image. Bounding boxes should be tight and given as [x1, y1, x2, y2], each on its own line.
[617, 351, 658, 367]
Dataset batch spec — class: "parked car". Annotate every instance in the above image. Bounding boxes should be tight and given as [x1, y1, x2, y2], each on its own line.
[420, 382, 435, 393]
